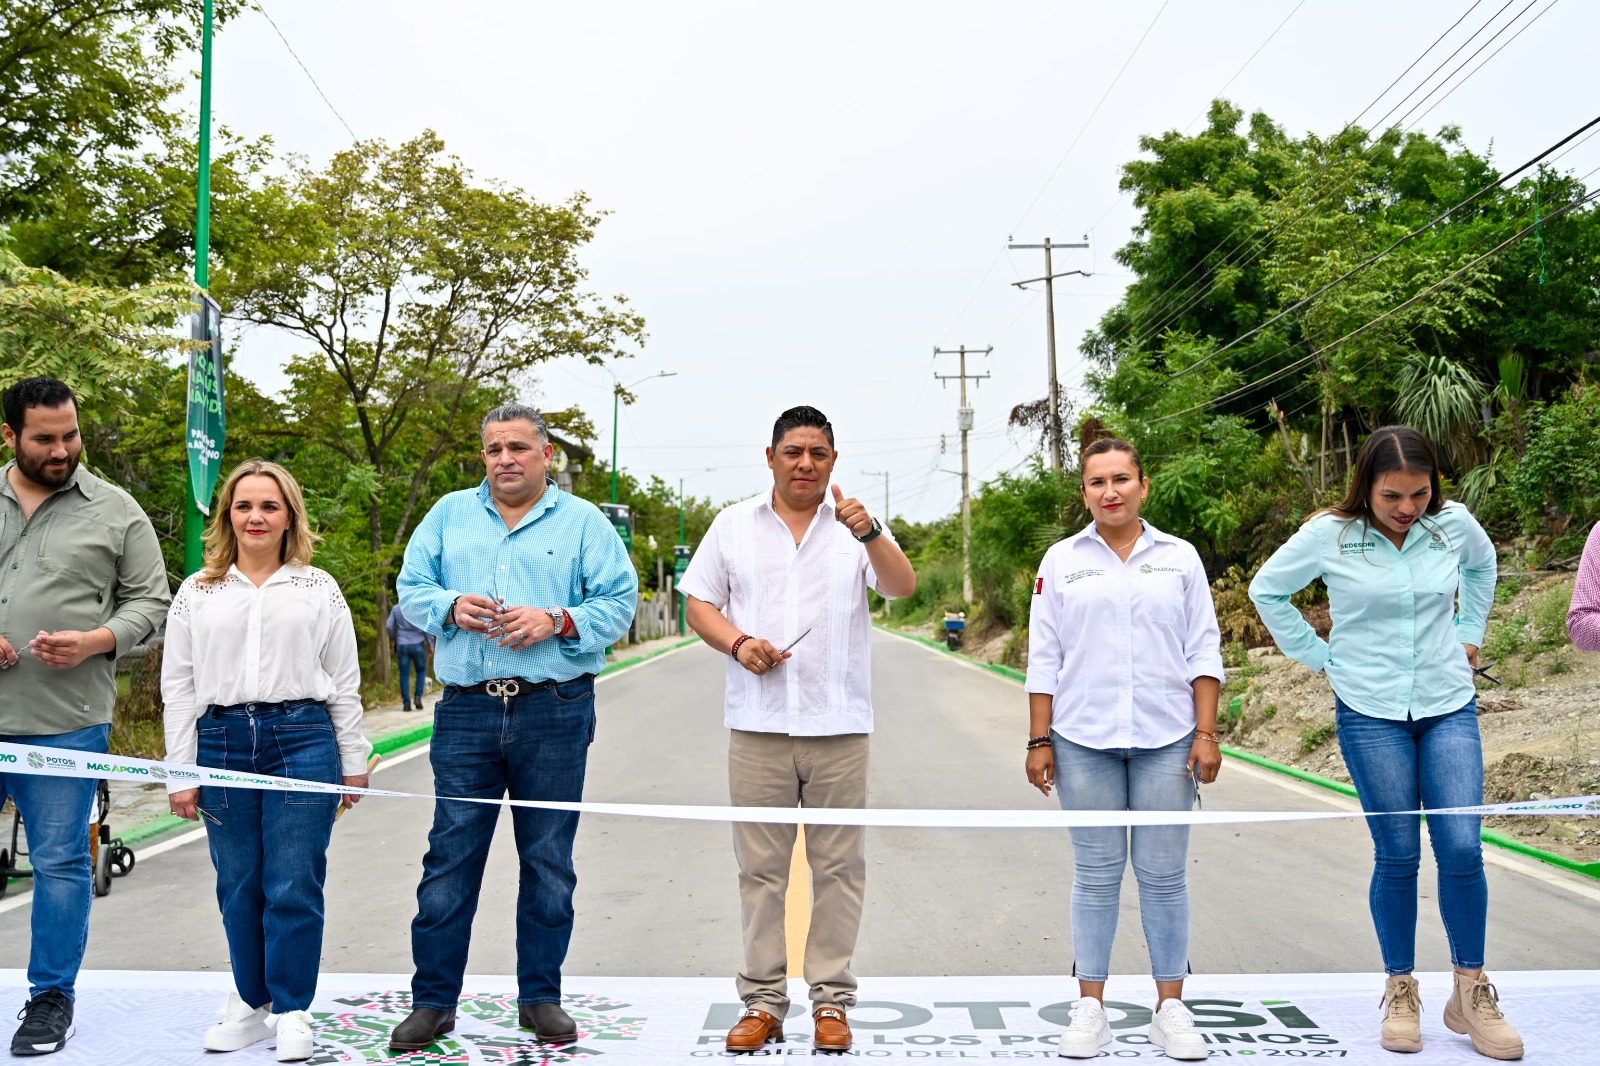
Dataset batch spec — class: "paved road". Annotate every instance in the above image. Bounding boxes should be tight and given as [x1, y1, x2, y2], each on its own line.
[3, 631, 1597, 983]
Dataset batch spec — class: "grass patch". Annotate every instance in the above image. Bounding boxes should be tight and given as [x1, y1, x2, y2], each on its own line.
[1298, 722, 1336, 754]
[109, 717, 164, 761]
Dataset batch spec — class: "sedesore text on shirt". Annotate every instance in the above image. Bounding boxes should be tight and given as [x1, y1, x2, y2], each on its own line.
[677, 491, 899, 735]
[1024, 520, 1224, 750]
[1248, 501, 1495, 721]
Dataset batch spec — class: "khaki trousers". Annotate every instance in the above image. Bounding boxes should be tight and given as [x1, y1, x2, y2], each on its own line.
[728, 729, 869, 1013]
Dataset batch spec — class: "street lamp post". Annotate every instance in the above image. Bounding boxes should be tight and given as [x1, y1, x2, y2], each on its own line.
[610, 370, 677, 503]
[677, 468, 716, 635]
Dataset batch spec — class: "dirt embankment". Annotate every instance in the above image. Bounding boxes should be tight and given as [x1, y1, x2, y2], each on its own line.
[900, 572, 1600, 868]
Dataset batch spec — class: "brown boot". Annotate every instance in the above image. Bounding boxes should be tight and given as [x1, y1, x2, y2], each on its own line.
[813, 1006, 852, 1052]
[1379, 974, 1423, 1053]
[1443, 971, 1523, 1060]
[725, 1008, 784, 1053]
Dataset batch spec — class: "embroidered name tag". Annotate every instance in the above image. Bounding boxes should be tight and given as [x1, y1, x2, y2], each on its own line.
[1339, 539, 1377, 556]
[1061, 568, 1105, 585]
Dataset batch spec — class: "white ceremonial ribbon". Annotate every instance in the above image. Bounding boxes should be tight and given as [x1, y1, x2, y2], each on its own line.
[4, 742, 1599, 828]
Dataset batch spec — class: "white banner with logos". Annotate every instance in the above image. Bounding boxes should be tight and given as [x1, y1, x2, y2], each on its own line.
[3, 741, 1599, 828]
[1, 969, 1590, 1063]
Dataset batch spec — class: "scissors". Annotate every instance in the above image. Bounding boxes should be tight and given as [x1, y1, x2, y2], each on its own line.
[1473, 661, 1502, 687]
[780, 628, 813, 655]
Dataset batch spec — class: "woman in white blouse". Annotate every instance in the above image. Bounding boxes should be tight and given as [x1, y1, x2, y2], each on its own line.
[161, 459, 371, 1062]
[1023, 436, 1224, 1061]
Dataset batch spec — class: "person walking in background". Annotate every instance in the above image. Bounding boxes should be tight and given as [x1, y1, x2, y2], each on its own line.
[1023, 434, 1222, 1062]
[1250, 426, 1520, 1060]
[679, 405, 916, 1055]
[386, 603, 434, 712]
[389, 403, 636, 1051]
[162, 459, 372, 1062]
[0, 376, 170, 1057]
[1566, 521, 1600, 651]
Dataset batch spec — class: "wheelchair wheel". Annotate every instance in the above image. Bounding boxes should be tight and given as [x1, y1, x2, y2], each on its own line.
[109, 843, 135, 877]
[92, 829, 112, 897]
[0, 849, 9, 900]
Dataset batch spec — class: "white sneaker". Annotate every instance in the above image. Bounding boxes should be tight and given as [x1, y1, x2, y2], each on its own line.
[202, 992, 275, 1052]
[1056, 997, 1113, 1058]
[272, 1010, 316, 1062]
[1149, 999, 1209, 1060]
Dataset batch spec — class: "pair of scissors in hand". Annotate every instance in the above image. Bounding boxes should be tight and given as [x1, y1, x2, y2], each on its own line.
[1473, 661, 1502, 687]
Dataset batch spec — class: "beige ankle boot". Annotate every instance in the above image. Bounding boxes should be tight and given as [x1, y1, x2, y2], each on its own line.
[1443, 971, 1523, 1060]
[1379, 974, 1422, 1053]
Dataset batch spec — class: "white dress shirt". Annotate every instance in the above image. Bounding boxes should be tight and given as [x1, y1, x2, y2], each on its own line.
[161, 563, 371, 791]
[1025, 520, 1225, 750]
[678, 491, 897, 735]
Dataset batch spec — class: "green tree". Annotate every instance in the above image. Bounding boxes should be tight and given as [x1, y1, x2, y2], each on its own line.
[218, 131, 647, 681]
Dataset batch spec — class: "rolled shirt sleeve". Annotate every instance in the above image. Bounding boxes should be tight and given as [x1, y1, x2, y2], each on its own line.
[1249, 520, 1332, 674]
[1453, 507, 1496, 649]
[103, 511, 172, 658]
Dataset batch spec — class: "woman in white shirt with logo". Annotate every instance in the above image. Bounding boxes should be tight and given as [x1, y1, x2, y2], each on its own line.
[1024, 436, 1224, 1061]
[1250, 426, 1519, 1060]
[161, 459, 372, 1062]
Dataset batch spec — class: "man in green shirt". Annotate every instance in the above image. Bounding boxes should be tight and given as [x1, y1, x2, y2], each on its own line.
[0, 377, 171, 1056]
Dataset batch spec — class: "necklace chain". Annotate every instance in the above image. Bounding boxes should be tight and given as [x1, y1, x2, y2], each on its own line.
[1102, 526, 1141, 554]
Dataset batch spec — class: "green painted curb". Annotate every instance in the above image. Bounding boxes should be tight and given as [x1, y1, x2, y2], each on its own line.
[72, 636, 707, 865]
[876, 623, 1600, 882]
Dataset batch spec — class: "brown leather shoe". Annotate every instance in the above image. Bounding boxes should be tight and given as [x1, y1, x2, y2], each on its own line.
[813, 1006, 852, 1051]
[725, 1008, 784, 1053]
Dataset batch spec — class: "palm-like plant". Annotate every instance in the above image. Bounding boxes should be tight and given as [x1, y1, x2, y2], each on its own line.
[1394, 353, 1488, 463]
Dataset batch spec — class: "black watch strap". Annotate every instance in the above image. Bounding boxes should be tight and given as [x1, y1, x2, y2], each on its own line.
[856, 517, 883, 544]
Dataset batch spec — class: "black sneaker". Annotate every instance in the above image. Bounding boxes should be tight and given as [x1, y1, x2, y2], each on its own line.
[12, 990, 74, 1056]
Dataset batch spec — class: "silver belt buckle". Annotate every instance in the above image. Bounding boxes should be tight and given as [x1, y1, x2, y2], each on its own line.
[485, 678, 521, 699]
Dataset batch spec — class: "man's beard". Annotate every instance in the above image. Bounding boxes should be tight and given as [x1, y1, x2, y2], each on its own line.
[17, 449, 79, 489]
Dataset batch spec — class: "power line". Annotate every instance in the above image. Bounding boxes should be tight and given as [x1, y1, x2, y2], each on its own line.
[1107, 0, 1504, 355]
[1390, 0, 1546, 132]
[1403, 0, 1564, 133]
[1010, 0, 1173, 235]
[254, 1, 358, 140]
[1156, 111, 1600, 388]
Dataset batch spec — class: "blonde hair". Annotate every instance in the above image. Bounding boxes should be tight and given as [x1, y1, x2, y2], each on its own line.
[197, 458, 320, 583]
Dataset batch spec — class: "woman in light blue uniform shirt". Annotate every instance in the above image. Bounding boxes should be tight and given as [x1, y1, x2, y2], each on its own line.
[1249, 426, 1520, 1061]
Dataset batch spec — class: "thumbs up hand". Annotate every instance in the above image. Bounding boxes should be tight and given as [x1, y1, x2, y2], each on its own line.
[831, 484, 874, 538]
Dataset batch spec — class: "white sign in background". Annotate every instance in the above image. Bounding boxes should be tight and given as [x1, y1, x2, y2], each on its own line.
[1, 970, 1589, 1064]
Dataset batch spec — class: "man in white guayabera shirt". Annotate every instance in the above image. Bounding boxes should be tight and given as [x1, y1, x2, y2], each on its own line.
[678, 405, 915, 1056]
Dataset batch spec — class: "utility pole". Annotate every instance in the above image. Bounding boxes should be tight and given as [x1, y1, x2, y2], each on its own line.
[1008, 236, 1089, 471]
[861, 469, 889, 524]
[934, 345, 991, 604]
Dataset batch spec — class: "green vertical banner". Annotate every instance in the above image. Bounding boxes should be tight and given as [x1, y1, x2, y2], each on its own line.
[600, 503, 633, 553]
[187, 292, 226, 515]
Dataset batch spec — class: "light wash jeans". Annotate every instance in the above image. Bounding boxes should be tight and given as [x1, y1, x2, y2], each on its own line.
[0, 723, 109, 999]
[1051, 730, 1194, 982]
[1334, 695, 1486, 975]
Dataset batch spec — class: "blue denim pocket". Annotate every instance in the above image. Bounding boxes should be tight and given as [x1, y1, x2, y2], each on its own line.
[552, 676, 594, 703]
[272, 723, 340, 805]
[196, 724, 230, 810]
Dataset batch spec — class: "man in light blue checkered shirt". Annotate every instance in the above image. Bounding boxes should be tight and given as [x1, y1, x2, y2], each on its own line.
[392, 403, 636, 1050]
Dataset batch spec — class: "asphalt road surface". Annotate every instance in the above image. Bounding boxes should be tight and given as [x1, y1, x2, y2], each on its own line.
[3, 631, 1597, 984]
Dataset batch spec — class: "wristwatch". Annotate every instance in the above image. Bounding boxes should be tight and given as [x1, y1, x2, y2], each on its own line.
[544, 605, 567, 634]
[856, 517, 883, 544]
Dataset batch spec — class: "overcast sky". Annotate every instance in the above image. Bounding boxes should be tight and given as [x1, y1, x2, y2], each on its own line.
[195, 0, 1600, 522]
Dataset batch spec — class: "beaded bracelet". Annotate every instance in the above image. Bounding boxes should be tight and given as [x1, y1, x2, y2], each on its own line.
[1026, 734, 1052, 751]
[729, 634, 752, 660]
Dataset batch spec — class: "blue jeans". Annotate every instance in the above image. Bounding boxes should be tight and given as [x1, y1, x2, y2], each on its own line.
[410, 677, 596, 1009]
[196, 700, 341, 1011]
[1051, 731, 1194, 982]
[0, 723, 109, 999]
[396, 643, 427, 706]
[1335, 696, 1486, 975]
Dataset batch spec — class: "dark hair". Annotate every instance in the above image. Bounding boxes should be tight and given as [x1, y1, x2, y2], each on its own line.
[481, 402, 549, 443]
[2, 377, 77, 433]
[1078, 437, 1144, 482]
[771, 405, 834, 449]
[1324, 425, 1443, 524]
